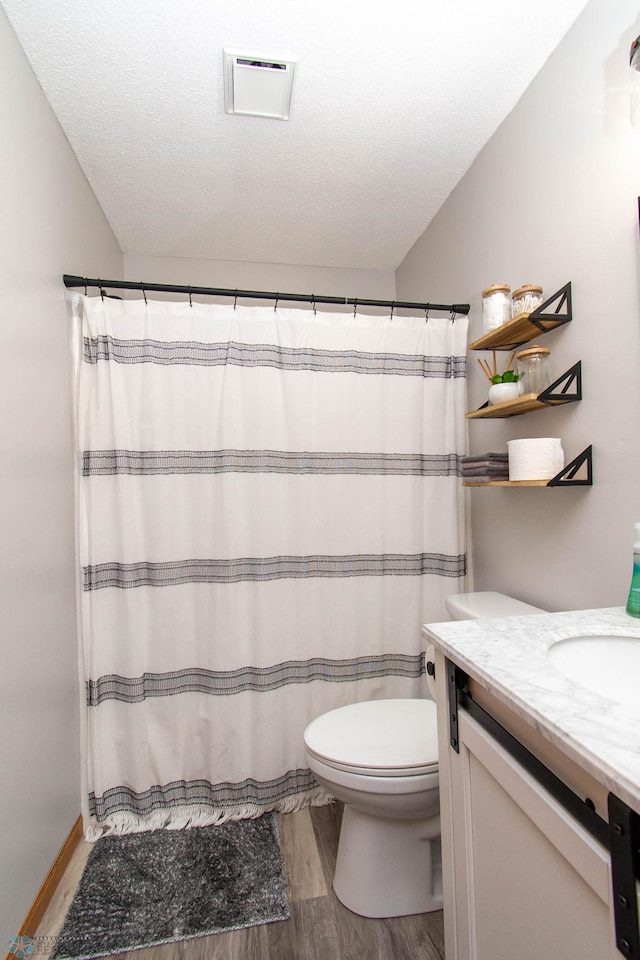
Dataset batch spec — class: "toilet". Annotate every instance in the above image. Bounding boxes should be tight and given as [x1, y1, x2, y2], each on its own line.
[303, 590, 545, 919]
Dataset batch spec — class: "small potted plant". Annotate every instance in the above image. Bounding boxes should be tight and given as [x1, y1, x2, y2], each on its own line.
[478, 351, 522, 404]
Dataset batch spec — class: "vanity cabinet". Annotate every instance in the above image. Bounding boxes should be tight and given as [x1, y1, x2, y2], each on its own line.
[432, 647, 619, 960]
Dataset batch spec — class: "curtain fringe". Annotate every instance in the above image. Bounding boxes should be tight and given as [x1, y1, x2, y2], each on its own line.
[83, 785, 334, 840]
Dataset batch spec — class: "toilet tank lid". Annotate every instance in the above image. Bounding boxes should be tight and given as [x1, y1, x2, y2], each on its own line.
[445, 591, 545, 620]
[304, 699, 438, 770]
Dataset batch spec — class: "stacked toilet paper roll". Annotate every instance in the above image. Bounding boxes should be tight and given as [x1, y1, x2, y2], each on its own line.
[507, 438, 564, 481]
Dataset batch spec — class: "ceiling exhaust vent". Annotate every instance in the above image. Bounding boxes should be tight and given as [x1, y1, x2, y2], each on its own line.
[223, 48, 297, 120]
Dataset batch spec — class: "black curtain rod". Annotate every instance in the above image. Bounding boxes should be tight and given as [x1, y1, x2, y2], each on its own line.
[63, 275, 470, 316]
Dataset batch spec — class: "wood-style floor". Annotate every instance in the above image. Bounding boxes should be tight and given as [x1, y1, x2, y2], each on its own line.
[37, 802, 445, 960]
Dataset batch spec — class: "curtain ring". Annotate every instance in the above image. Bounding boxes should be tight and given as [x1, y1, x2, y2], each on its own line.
[234, 289, 238, 310]
[450, 308, 456, 323]
[84, 278, 88, 296]
[311, 294, 316, 315]
[99, 280, 104, 300]
[141, 284, 147, 305]
[353, 298, 358, 318]
[390, 301, 395, 321]
[425, 304, 430, 324]
[188, 286, 193, 308]
[274, 293, 279, 312]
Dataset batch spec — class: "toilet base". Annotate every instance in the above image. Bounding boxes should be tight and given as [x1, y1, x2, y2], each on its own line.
[333, 804, 443, 918]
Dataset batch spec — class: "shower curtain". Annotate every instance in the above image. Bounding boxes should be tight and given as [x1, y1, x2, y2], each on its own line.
[71, 293, 468, 838]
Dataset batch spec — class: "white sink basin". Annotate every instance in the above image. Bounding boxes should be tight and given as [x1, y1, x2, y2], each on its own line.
[548, 634, 640, 709]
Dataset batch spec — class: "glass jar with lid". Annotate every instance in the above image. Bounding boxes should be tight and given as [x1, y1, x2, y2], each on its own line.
[511, 284, 544, 317]
[515, 344, 552, 396]
[482, 284, 511, 333]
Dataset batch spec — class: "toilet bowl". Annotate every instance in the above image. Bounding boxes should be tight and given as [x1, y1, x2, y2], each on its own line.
[305, 698, 441, 918]
[303, 591, 545, 919]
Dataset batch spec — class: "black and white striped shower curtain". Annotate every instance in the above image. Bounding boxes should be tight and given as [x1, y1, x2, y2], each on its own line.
[71, 294, 468, 837]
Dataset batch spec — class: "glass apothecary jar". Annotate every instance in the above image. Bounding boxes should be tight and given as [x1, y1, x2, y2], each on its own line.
[516, 344, 552, 395]
[482, 284, 511, 333]
[512, 284, 544, 317]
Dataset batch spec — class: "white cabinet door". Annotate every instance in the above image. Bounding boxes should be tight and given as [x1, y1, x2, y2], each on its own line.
[435, 656, 618, 960]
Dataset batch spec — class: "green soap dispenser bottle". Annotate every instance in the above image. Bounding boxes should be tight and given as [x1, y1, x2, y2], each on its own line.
[626, 522, 640, 617]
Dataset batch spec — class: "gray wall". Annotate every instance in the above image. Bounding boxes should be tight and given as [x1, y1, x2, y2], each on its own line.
[396, 0, 640, 612]
[0, 7, 122, 942]
[124, 254, 396, 300]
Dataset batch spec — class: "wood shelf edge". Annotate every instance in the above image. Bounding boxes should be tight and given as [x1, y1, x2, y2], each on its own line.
[462, 479, 550, 487]
[466, 393, 540, 419]
[468, 313, 566, 351]
[465, 395, 577, 419]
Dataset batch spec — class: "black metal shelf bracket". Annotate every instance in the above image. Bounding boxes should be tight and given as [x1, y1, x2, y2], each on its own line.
[608, 794, 640, 958]
[538, 360, 582, 404]
[547, 444, 593, 486]
[447, 661, 465, 753]
[528, 281, 573, 333]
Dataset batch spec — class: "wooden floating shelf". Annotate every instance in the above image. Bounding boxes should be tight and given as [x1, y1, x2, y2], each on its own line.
[466, 393, 555, 420]
[462, 445, 593, 489]
[463, 479, 550, 487]
[467, 362, 582, 419]
[468, 311, 568, 351]
[470, 283, 573, 351]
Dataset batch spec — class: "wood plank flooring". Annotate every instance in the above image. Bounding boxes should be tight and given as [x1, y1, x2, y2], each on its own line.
[36, 803, 445, 960]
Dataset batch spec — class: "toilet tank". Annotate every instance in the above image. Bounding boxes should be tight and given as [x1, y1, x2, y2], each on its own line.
[445, 591, 545, 620]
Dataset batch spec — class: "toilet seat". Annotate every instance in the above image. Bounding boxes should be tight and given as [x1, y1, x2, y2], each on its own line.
[304, 698, 439, 778]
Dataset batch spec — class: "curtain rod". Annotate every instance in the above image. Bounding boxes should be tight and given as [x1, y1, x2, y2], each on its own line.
[63, 275, 470, 316]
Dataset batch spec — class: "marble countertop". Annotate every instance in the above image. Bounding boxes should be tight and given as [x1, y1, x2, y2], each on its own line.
[422, 607, 640, 813]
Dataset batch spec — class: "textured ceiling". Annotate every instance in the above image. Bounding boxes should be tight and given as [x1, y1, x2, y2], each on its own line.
[3, 0, 590, 270]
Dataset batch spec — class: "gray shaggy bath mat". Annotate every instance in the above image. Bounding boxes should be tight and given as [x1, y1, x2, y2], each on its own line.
[52, 813, 289, 959]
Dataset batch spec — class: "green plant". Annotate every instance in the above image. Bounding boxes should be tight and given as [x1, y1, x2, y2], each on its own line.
[490, 369, 520, 385]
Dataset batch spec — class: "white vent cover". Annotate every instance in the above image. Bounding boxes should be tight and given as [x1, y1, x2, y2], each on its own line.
[223, 48, 297, 120]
